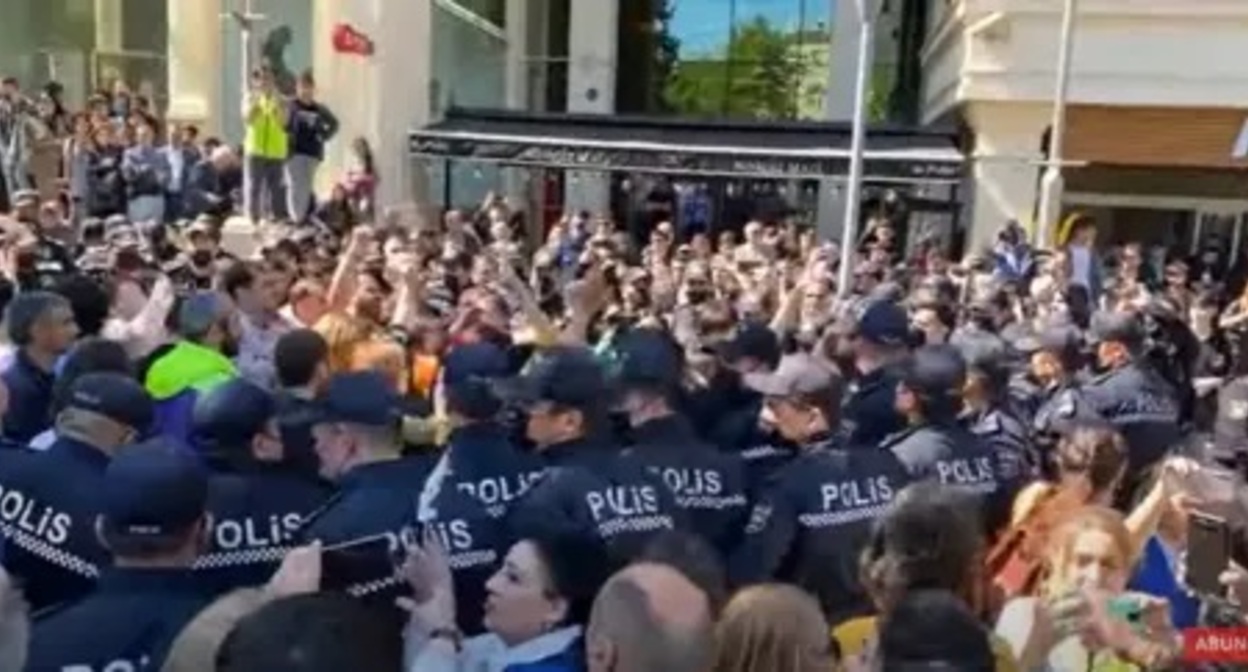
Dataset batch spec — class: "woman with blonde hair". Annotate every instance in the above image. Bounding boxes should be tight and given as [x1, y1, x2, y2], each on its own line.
[996, 507, 1182, 671]
[711, 584, 835, 672]
[313, 310, 371, 374]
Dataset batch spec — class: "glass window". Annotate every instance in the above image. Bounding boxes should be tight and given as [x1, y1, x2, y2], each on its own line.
[663, 0, 832, 120]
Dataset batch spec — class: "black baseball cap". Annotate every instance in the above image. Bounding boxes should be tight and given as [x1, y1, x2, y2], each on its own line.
[100, 438, 209, 542]
[495, 346, 611, 412]
[65, 372, 154, 433]
[856, 299, 911, 347]
[308, 370, 429, 427]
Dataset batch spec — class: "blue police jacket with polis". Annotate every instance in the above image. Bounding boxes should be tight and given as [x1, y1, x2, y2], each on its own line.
[0, 436, 111, 612]
[883, 420, 1018, 534]
[963, 404, 1036, 483]
[728, 434, 911, 625]
[0, 349, 56, 444]
[621, 413, 749, 556]
[425, 421, 546, 519]
[507, 435, 683, 563]
[418, 455, 510, 635]
[298, 455, 437, 601]
[843, 364, 907, 447]
[1083, 362, 1181, 477]
[194, 467, 332, 591]
[24, 567, 216, 672]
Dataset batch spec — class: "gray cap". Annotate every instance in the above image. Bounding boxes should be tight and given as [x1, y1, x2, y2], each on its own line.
[177, 292, 226, 338]
[743, 352, 842, 400]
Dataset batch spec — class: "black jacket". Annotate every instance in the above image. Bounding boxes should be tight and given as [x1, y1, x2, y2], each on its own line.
[0, 349, 55, 444]
[0, 437, 113, 612]
[286, 99, 339, 160]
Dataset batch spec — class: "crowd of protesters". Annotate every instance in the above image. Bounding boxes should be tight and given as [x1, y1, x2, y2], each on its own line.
[2, 66, 1248, 672]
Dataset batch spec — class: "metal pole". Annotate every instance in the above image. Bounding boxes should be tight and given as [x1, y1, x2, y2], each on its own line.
[1035, 0, 1078, 247]
[836, 1, 876, 299]
[241, 0, 254, 93]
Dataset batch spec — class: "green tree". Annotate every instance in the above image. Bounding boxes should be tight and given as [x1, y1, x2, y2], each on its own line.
[664, 17, 804, 119]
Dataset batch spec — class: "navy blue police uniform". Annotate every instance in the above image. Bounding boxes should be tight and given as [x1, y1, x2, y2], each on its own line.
[25, 439, 218, 672]
[1, 348, 57, 444]
[1083, 312, 1182, 499]
[839, 300, 911, 447]
[0, 373, 154, 613]
[615, 329, 749, 556]
[189, 378, 332, 590]
[700, 324, 798, 491]
[957, 334, 1036, 481]
[1022, 326, 1102, 475]
[729, 353, 910, 624]
[417, 343, 540, 634]
[502, 346, 682, 563]
[881, 346, 1017, 533]
[298, 371, 501, 619]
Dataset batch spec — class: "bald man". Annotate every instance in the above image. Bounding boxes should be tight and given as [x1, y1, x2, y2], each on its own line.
[585, 563, 713, 672]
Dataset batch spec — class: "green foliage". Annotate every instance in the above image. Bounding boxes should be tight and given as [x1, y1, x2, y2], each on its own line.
[664, 17, 806, 119]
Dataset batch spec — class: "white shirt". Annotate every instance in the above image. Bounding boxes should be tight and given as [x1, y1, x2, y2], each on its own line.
[236, 310, 294, 391]
[406, 625, 581, 672]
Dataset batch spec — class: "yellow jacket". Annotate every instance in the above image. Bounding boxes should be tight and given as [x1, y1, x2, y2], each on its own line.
[244, 94, 289, 160]
[833, 616, 1021, 672]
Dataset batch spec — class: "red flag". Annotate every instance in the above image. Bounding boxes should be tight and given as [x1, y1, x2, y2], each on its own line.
[332, 23, 374, 56]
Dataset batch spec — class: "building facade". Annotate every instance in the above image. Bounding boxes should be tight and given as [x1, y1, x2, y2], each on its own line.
[923, 0, 1248, 250]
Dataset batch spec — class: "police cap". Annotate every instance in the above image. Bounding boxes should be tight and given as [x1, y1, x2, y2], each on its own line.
[100, 438, 208, 542]
[495, 346, 610, 412]
[615, 327, 684, 393]
[66, 372, 154, 432]
[743, 353, 843, 408]
[899, 345, 967, 405]
[856, 299, 911, 347]
[441, 342, 511, 418]
[309, 370, 429, 427]
[955, 333, 1010, 386]
[192, 378, 276, 446]
[717, 322, 780, 369]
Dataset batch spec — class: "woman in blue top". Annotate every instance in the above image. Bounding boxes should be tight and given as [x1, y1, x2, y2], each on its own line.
[403, 528, 611, 672]
[1127, 489, 1201, 629]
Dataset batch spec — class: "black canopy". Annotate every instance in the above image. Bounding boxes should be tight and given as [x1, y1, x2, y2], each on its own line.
[410, 108, 965, 183]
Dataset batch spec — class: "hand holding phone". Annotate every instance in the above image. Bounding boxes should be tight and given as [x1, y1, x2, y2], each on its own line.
[1185, 511, 1230, 598]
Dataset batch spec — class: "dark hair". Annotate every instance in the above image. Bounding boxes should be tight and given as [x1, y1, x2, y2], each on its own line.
[638, 531, 727, 614]
[298, 69, 315, 87]
[877, 589, 996, 671]
[525, 530, 616, 628]
[216, 593, 403, 672]
[5, 291, 69, 346]
[54, 274, 110, 337]
[220, 262, 256, 300]
[275, 330, 329, 388]
[53, 338, 132, 414]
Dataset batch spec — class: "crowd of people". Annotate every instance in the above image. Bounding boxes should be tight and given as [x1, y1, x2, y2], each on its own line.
[1, 68, 1248, 672]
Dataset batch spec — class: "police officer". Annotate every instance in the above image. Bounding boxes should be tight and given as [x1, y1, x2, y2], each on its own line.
[419, 342, 545, 520]
[502, 346, 681, 563]
[957, 334, 1034, 482]
[1084, 310, 1182, 504]
[417, 342, 539, 633]
[729, 352, 910, 623]
[840, 300, 911, 447]
[25, 439, 219, 670]
[882, 345, 1015, 532]
[191, 378, 332, 590]
[272, 328, 333, 469]
[300, 371, 499, 612]
[615, 328, 749, 556]
[0, 372, 153, 612]
[1023, 325, 1101, 476]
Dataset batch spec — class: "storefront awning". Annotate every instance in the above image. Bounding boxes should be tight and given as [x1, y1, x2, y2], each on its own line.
[409, 108, 966, 183]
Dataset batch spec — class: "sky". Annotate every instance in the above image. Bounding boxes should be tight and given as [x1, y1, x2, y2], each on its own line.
[668, 0, 834, 56]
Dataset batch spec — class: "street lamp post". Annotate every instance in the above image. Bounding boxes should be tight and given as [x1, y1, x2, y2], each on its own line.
[1035, 0, 1078, 247]
[224, 0, 266, 97]
[836, 0, 881, 299]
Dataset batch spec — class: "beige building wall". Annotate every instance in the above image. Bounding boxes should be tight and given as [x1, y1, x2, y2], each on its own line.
[166, 0, 223, 137]
[923, 0, 1248, 246]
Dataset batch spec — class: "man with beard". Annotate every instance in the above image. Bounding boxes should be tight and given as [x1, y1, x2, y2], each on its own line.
[141, 291, 241, 445]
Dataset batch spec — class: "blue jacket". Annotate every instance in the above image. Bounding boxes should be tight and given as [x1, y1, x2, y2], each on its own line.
[0, 349, 55, 444]
[0, 436, 113, 612]
[26, 568, 217, 672]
